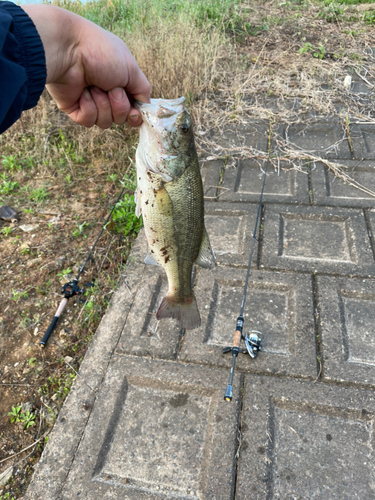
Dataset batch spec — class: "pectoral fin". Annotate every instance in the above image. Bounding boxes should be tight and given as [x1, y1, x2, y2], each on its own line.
[135, 188, 142, 218]
[195, 227, 216, 269]
[144, 252, 161, 266]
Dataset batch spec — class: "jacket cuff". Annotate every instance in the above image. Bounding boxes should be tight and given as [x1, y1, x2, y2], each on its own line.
[1, 1, 46, 110]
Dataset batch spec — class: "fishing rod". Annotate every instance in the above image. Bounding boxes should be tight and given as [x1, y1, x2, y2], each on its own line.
[40, 187, 125, 348]
[223, 158, 269, 402]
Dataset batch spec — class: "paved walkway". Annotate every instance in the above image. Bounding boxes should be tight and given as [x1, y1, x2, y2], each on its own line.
[25, 96, 375, 499]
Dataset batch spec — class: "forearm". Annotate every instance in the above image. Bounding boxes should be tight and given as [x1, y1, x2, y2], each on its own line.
[21, 5, 79, 84]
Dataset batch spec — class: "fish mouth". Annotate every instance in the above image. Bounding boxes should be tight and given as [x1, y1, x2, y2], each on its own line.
[135, 97, 187, 128]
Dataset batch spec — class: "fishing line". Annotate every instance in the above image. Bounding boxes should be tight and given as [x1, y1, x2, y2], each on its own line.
[224, 158, 269, 402]
[40, 187, 125, 347]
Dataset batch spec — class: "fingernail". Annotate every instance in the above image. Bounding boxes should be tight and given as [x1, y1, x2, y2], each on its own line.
[129, 113, 141, 125]
[110, 88, 125, 101]
[83, 88, 91, 100]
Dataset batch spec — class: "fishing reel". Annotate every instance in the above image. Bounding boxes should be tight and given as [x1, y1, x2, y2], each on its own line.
[223, 331, 262, 359]
[61, 280, 94, 301]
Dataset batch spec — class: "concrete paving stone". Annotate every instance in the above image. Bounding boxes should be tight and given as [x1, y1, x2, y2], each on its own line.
[261, 204, 375, 277]
[200, 159, 222, 200]
[285, 120, 352, 159]
[204, 202, 260, 268]
[115, 265, 184, 360]
[236, 376, 375, 500]
[311, 160, 375, 207]
[209, 121, 269, 153]
[54, 356, 241, 500]
[350, 124, 375, 160]
[179, 267, 317, 378]
[368, 209, 375, 251]
[317, 275, 375, 385]
[218, 158, 310, 204]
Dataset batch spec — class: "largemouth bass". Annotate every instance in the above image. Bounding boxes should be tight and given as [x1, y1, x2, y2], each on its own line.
[135, 97, 215, 330]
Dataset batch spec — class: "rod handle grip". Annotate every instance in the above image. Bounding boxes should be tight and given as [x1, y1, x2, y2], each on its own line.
[232, 330, 241, 349]
[40, 316, 59, 347]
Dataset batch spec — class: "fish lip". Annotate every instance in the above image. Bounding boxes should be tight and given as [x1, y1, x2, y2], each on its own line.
[135, 97, 186, 125]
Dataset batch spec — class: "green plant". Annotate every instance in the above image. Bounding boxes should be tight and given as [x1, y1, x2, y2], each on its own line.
[1, 154, 21, 171]
[20, 411, 36, 429]
[0, 179, 19, 195]
[0, 492, 15, 499]
[29, 186, 49, 202]
[298, 42, 326, 59]
[1, 227, 12, 237]
[11, 289, 28, 301]
[112, 194, 143, 236]
[57, 267, 73, 278]
[72, 221, 88, 237]
[8, 405, 22, 423]
[29, 357, 37, 366]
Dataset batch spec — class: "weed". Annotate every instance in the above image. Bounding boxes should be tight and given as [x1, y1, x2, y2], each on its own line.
[0, 179, 19, 195]
[1, 227, 12, 237]
[298, 42, 326, 59]
[11, 289, 28, 301]
[72, 221, 88, 238]
[29, 186, 49, 203]
[0, 492, 15, 500]
[57, 267, 73, 278]
[1, 154, 21, 171]
[21, 411, 36, 429]
[29, 357, 37, 366]
[112, 194, 143, 237]
[8, 405, 22, 423]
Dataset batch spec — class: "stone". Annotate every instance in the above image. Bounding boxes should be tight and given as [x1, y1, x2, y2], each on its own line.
[179, 267, 317, 378]
[19, 224, 39, 232]
[285, 119, 352, 159]
[33, 356, 241, 500]
[200, 159, 222, 200]
[64, 356, 73, 364]
[236, 376, 375, 499]
[204, 202, 260, 267]
[317, 275, 375, 385]
[218, 158, 310, 203]
[210, 121, 269, 153]
[311, 160, 375, 207]
[261, 204, 375, 276]
[350, 124, 375, 160]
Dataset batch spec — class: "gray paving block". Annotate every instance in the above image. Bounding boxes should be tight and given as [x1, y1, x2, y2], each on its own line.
[210, 121, 269, 153]
[179, 268, 317, 378]
[285, 120, 352, 159]
[350, 124, 375, 160]
[236, 376, 375, 500]
[261, 204, 375, 277]
[368, 209, 375, 252]
[57, 356, 241, 500]
[219, 159, 310, 204]
[200, 159, 222, 200]
[311, 160, 375, 207]
[317, 275, 375, 385]
[205, 202, 260, 267]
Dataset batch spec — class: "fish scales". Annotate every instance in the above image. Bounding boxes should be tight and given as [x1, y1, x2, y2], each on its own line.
[135, 97, 215, 329]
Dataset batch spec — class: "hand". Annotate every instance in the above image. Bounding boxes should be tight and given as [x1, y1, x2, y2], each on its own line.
[22, 5, 150, 128]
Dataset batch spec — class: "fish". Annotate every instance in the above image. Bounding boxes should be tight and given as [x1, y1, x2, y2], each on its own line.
[135, 97, 215, 330]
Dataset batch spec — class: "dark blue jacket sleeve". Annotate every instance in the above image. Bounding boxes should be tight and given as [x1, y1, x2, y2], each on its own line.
[0, 1, 46, 134]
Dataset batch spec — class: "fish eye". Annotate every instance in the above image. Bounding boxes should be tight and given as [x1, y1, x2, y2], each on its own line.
[180, 124, 189, 133]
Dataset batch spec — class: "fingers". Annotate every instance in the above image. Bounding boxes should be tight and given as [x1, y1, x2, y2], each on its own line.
[65, 85, 148, 129]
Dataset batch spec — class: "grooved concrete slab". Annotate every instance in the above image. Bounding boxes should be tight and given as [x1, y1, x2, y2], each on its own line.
[200, 159, 222, 200]
[285, 120, 351, 159]
[317, 275, 375, 385]
[51, 357, 240, 500]
[179, 268, 317, 378]
[210, 122, 269, 153]
[205, 202, 260, 267]
[350, 124, 375, 160]
[236, 376, 375, 500]
[218, 159, 310, 204]
[261, 204, 375, 276]
[368, 209, 375, 252]
[311, 161, 375, 207]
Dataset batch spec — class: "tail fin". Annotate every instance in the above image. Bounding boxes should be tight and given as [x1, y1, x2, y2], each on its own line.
[156, 294, 201, 330]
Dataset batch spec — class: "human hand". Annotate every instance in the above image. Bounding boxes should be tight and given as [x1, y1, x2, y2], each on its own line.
[22, 5, 150, 129]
